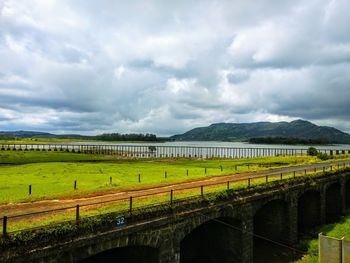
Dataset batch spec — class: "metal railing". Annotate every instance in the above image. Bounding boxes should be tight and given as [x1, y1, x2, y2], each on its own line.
[2, 143, 349, 159]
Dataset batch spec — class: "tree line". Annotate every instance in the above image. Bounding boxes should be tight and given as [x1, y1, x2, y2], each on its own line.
[248, 137, 330, 145]
[95, 133, 158, 141]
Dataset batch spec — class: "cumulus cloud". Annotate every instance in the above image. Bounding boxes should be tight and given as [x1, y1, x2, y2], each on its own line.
[0, 0, 350, 135]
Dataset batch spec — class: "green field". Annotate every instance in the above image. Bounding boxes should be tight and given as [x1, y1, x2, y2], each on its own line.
[0, 150, 326, 204]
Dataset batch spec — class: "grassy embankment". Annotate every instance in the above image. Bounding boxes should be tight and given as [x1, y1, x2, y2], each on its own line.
[295, 213, 350, 262]
[1, 150, 350, 232]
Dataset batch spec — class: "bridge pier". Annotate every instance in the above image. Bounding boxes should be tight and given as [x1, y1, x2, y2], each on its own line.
[287, 193, 298, 244]
[340, 178, 347, 214]
[242, 217, 254, 263]
[159, 234, 180, 263]
[320, 186, 327, 225]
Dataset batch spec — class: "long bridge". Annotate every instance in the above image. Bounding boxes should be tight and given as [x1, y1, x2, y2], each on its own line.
[1, 168, 350, 262]
[1, 143, 349, 159]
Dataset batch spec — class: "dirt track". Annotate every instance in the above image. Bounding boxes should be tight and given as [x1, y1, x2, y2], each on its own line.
[1, 159, 349, 218]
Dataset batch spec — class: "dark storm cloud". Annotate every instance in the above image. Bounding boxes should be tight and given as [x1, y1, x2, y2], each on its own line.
[1, 0, 350, 135]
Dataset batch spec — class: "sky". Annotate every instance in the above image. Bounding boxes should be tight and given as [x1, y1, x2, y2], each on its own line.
[1, 0, 350, 136]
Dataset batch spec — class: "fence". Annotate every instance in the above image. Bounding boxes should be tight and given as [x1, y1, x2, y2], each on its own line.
[1, 162, 349, 236]
[1, 143, 350, 159]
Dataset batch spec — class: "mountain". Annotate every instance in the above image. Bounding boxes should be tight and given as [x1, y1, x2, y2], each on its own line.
[171, 120, 350, 144]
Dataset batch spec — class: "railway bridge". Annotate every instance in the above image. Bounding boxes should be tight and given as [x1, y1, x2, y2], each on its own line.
[2, 170, 350, 263]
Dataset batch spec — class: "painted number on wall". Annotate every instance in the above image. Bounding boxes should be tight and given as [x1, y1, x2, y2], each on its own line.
[116, 216, 125, 227]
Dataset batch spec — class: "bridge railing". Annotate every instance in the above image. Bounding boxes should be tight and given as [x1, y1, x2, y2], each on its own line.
[1, 162, 349, 237]
[2, 143, 350, 159]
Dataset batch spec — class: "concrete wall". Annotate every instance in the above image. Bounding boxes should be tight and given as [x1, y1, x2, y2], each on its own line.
[319, 233, 350, 263]
[319, 233, 342, 263]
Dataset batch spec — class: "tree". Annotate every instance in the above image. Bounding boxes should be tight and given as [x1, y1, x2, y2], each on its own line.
[307, 147, 318, 156]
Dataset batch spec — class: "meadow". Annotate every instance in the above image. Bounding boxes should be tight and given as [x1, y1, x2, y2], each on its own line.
[0, 150, 324, 204]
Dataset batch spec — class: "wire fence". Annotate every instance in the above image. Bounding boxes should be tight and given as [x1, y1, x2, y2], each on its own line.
[1, 161, 349, 236]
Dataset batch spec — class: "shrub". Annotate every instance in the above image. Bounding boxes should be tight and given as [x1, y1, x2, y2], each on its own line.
[317, 152, 330, 160]
[307, 147, 318, 156]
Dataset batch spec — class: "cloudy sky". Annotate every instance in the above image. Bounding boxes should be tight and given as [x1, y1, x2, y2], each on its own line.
[1, 0, 350, 135]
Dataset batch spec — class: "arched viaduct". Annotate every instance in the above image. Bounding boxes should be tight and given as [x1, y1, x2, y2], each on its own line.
[3, 171, 350, 263]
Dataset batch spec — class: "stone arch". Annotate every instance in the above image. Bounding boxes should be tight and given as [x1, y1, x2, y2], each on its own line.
[298, 189, 321, 233]
[70, 230, 161, 262]
[254, 199, 288, 243]
[345, 179, 350, 208]
[78, 245, 159, 263]
[177, 207, 233, 243]
[180, 216, 243, 263]
[325, 182, 343, 223]
[253, 199, 291, 263]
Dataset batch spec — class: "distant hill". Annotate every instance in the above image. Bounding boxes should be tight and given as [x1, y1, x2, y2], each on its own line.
[0, 131, 88, 139]
[0, 131, 53, 138]
[171, 120, 350, 144]
[0, 131, 161, 142]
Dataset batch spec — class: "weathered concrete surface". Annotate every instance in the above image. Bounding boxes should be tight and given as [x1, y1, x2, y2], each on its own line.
[342, 239, 350, 263]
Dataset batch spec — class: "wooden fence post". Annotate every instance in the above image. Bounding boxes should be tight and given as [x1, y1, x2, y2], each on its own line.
[76, 205, 80, 222]
[2, 216, 7, 236]
[129, 196, 133, 213]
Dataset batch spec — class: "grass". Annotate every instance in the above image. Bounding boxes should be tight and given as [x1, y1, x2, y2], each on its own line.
[0, 150, 326, 204]
[0, 150, 114, 164]
[295, 213, 350, 262]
